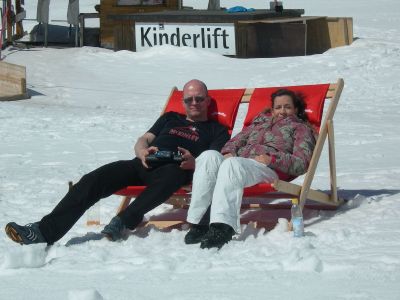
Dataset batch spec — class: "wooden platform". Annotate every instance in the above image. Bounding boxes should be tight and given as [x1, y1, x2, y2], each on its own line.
[0, 61, 29, 101]
[236, 16, 353, 57]
[107, 8, 352, 58]
[109, 9, 305, 54]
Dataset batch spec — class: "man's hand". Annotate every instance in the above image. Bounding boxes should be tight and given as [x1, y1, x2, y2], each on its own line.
[134, 133, 157, 168]
[138, 146, 158, 168]
[178, 147, 195, 170]
[254, 154, 272, 165]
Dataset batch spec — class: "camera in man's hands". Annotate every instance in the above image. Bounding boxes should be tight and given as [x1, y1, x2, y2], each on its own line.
[145, 150, 183, 165]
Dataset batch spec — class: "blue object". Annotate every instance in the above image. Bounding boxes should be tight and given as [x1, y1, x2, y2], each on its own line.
[226, 6, 255, 13]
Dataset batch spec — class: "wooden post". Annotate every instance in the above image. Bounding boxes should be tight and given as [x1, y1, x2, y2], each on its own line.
[117, 196, 132, 214]
[15, 0, 23, 38]
[327, 120, 338, 203]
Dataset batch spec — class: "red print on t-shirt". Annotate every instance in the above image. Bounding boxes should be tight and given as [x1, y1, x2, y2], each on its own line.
[169, 126, 200, 142]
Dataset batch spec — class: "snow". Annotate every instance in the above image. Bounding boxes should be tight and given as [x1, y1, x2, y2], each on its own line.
[68, 289, 104, 300]
[1, 0, 400, 299]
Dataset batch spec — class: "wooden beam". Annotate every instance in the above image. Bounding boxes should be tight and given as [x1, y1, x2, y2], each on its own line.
[327, 120, 339, 203]
[241, 88, 254, 103]
[165, 196, 190, 208]
[116, 196, 132, 214]
[298, 78, 344, 207]
[161, 86, 178, 114]
[273, 180, 340, 206]
[15, 0, 23, 38]
[237, 16, 324, 24]
[146, 220, 185, 229]
[326, 83, 337, 99]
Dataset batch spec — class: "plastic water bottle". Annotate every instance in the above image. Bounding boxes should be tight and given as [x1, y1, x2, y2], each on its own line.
[291, 198, 304, 237]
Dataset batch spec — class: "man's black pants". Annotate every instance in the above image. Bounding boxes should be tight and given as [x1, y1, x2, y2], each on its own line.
[38, 158, 193, 244]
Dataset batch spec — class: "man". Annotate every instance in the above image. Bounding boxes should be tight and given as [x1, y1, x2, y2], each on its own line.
[5, 79, 230, 245]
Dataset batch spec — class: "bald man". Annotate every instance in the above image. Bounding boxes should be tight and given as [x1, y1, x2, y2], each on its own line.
[6, 79, 230, 245]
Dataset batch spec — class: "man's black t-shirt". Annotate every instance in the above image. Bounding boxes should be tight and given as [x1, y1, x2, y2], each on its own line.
[148, 112, 230, 157]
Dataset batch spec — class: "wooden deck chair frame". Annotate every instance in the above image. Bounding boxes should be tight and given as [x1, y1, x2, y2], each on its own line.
[278, 78, 344, 208]
[240, 78, 345, 210]
[111, 78, 344, 229]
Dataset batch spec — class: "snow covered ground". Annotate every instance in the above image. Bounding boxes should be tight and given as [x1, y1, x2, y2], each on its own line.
[1, 0, 400, 299]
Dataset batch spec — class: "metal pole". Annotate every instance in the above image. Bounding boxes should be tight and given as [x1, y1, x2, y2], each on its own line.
[79, 14, 83, 47]
[304, 20, 307, 56]
[44, 21, 47, 47]
[0, 5, 5, 59]
[74, 24, 78, 47]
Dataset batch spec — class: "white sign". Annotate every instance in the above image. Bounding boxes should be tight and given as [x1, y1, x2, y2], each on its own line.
[135, 23, 236, 55]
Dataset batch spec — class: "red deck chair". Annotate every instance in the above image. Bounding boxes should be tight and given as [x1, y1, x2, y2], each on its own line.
[111, 87, 250, 219]
[236, 79, 344, 228]
[98, 79, 344, 229]
[242, 79, 343, 203]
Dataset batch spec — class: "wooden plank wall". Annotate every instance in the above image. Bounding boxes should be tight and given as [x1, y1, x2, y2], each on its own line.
[100, 0, 178, 49]
[306, 17, 332, 55]
[236, 22, 307, 58]
[308, 17, 353, 52]
[113, 20, 135, 50]
[327, 17, 353, 48]
[0, 61, 29, 101]
[236, 16, 353, 58]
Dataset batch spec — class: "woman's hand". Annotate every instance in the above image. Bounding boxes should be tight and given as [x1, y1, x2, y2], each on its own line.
[254, 154, 272, 166]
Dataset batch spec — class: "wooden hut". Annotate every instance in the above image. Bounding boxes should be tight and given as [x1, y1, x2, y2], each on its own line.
[99, 0, 180, 49]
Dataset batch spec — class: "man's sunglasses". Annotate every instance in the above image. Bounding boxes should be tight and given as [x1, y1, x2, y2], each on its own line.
[183, 96, 206, 104]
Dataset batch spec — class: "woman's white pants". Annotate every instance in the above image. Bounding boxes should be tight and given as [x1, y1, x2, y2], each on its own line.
[186, 150, 278, 233]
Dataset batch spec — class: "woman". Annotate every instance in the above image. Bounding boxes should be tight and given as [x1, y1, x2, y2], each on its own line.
[184, 89, 316, 249]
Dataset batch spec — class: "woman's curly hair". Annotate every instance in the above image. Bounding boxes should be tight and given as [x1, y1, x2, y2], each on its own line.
[264, 89, 308, 121]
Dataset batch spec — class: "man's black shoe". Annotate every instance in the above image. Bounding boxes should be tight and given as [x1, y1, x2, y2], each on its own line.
[200, 223, 235, 249]
[5, 222, 47, 245]
[101, 216, 126, 241]
[184, 224, 209, 244]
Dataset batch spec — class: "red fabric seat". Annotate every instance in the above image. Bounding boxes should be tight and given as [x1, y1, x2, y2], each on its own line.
[242, 83, 331, 194]
[243, 84, 330, 129]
